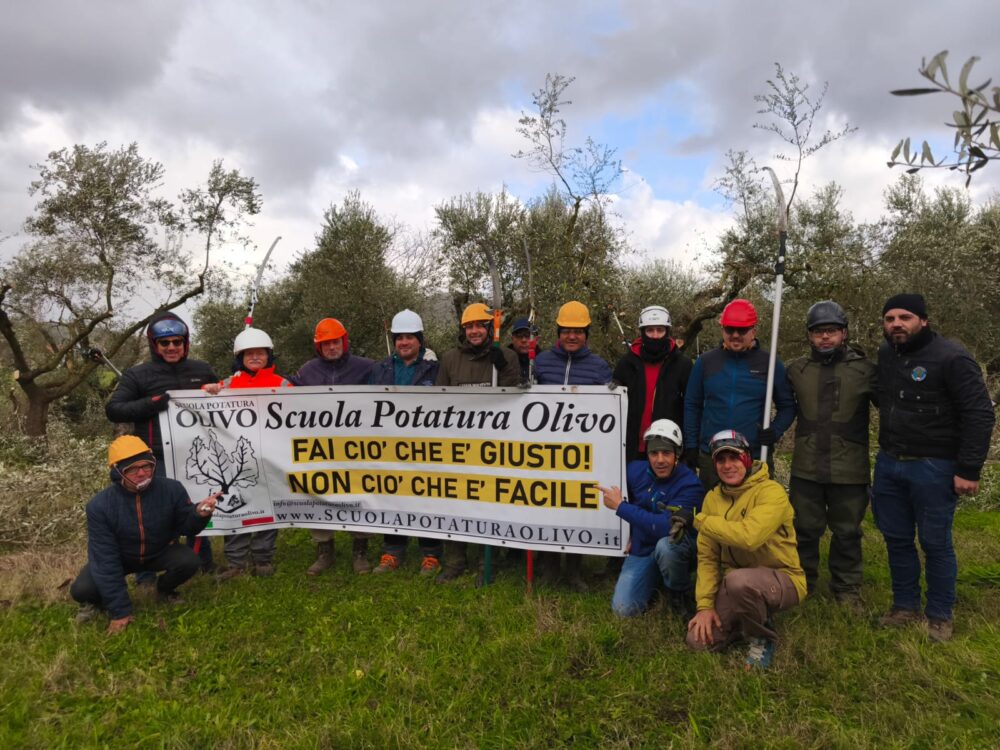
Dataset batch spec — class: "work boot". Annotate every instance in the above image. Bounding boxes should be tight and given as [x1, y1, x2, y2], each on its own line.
[419, 555, 442, 577]
[75, 603, 100, 624]
[157, 590, 185, 606]
[306, 541, 335, 576]
[834, 590, 864, 616]
[352, 537, 372, 575]
[373, 554, 400, 574]
[436, 542, 467, 584]
[534, 552, 560, 586]
[216, 564, 250, 581]
[926, 618, 954, 643]
[253, 563, 275, 578]
[878, 607, 925, 628]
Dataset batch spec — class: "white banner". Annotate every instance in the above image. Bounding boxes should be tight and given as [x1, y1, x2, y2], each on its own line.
[159, 386, 628, 556]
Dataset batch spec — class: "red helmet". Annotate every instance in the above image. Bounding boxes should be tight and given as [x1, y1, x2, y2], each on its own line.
[720, 299, 758, 327]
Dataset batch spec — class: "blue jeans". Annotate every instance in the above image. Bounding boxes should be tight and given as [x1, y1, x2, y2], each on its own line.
[872, 451, 958, 621]
[611, 534, 696, 617]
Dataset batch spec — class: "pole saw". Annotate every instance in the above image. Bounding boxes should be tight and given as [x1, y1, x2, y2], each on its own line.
[758, 168, 786, 468]
[244, 236, 281, 329]
[481, 243, 505, 586]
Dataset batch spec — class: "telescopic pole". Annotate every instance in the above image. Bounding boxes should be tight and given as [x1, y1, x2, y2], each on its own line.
[759, 168, 787, 468]
[482, 245, 504, 586]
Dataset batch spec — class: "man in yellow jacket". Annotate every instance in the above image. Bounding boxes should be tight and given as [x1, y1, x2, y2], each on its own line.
[677, 429, 806, 669]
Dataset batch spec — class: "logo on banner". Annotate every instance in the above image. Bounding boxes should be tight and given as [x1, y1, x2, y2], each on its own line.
[185, 430, 260, 513]
[911, 366, 928, 382]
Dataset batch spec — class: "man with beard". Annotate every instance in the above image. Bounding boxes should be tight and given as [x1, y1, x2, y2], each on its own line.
[786, 301, 876, 608]
[873, 294, 994, 642]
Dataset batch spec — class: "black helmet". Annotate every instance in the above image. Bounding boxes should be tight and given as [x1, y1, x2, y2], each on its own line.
[709, 429, 750, 458]
[806, 300, 848, 330]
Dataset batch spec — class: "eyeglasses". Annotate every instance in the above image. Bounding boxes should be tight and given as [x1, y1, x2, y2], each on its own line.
[156, 338, 185, 348]
[808, 326, 844, 337]
[122, 461, 156, 478]
[722, 326, 753, 336]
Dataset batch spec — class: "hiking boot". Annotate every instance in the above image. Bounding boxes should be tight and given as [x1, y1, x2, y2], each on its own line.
[373, 554, 400, 574]
[134, 579, 158, 602]
[878, 607, 925, 628]
[834, 591, 864, 616]
[926, 618, 954, 643]
[419, 555, 441, 577]
[744, 636, 776, 670]
[564, 555, 589, 593]
[352, 537, 372, 575]
[435, 566, 465, 584]
[667, 589, 696, 620]
[75, 603, 100, 624]
[216, 564, 250, 581]
[306, 541, 335, 576]
[253, 563, 275, 578]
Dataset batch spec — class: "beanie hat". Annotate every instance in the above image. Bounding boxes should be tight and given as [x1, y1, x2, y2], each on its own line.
[882, 293, 928, 319]
[645, 436, 679, 455]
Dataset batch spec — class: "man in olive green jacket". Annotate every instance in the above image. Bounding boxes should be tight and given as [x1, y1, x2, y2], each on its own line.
[786, 301, 877, 605]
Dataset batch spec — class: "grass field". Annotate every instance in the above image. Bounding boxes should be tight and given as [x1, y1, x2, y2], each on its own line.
[2, 509, 999, 749]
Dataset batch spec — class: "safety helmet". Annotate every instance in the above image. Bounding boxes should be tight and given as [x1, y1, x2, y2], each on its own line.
[108, 435, 153, 468]
[643, 419, 683, 453]
[709, 429, 751, 458]
[461, 303, 493, 326]
[391, 309, 423, 334]
[720, 299, 758, 327]
[233, 327, 274, 355]
[638, 305, 671, 329]
[147, 316, 189, 341]
[806, 300, 848, 330]
[314, 318, 347, 343]
[555, 301, 591, 328]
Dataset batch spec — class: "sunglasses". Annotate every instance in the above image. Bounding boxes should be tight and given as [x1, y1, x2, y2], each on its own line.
[156, 338, 186, 348]
[722, 326, 753, 336]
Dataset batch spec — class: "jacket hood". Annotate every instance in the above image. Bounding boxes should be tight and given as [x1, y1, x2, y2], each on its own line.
[717, 461, 770, 498]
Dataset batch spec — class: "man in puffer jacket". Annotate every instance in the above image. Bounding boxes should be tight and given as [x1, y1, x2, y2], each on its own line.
[106, 312, 218, 571]
[203, 328, 292, 579]
[534, 300, 612, 591]
[599, 420, 704, 618]
[292, 317, 376, 575]
[368, 309, 443, 576]
[683, 430, 806, 670]
[70, 436, 219, 634]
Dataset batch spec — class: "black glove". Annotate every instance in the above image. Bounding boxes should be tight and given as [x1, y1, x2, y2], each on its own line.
[682, 447, 699, 469]
[491, 347, 507, 370]
[758, 426, 776, 448]
[151, 393, 171, 412]
[668, 508, 694, 544]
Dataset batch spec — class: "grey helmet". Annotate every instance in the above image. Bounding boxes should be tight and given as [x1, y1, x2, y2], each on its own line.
[806, 300, 848, 330]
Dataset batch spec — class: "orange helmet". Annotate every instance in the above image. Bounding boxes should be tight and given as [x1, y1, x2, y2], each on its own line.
[720, 299, 758, 327]
[314, 318, 347, 343]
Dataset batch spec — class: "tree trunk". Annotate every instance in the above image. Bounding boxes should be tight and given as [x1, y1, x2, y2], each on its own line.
[23, 388, 51, 437]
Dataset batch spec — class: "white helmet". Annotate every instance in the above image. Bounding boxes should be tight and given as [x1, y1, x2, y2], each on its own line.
[638, 305, 672, 329]
[643, 419, 683, 452]
[391, 309, 423, 334]
[233, 327, 274, 354]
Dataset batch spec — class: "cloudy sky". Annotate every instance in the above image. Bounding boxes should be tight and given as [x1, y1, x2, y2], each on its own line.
[1, 0, 997, 283]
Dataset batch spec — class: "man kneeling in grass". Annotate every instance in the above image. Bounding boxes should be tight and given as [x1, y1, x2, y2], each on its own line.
[680, 430, 807, 670]
[70, 436, 219, 634]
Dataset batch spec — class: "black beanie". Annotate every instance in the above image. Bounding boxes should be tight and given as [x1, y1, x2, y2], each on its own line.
[882, 293, 928, 319]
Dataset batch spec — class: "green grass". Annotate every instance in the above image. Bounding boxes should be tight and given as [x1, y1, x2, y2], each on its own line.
[2, 519, 1000, 749]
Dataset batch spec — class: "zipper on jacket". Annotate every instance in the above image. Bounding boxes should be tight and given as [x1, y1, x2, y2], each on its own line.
[134, 493, 146, 562]
[563, 357, 572, 386]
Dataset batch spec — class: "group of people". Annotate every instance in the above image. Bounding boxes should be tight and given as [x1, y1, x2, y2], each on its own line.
[70, 291, 994, 671]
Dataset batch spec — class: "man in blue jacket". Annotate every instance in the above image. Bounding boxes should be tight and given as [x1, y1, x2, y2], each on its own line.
[368, 309, 443, 576]
[599, 419, 704, 617]
[70, 436, 219, 634]
[683, 298, 795, 490]
[535, 300, 612, 591]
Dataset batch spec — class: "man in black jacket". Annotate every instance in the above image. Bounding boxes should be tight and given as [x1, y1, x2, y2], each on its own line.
[70, 436, 219, 634]
[873, 294, 995, 642]
[106, 312, 218, 571]
[612, 305, 692, 462]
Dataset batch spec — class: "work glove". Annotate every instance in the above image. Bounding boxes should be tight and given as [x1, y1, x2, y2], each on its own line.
[490, 347, 507, 371]
[668, 508, 694, 545]
[150, 393, 171, 412]
[758, 426, 776, 448]
[682, 448, 699, 469]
